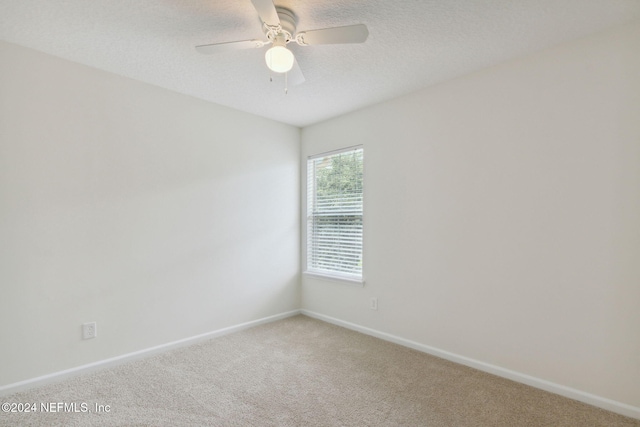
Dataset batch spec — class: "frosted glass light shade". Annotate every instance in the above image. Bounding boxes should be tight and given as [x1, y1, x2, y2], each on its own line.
[265, 45, 294, 73]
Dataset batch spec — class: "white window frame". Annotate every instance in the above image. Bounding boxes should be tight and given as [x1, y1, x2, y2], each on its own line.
[304, 145, 364, 285]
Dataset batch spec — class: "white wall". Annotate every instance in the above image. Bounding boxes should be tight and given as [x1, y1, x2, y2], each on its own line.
[0, 41, 300, 386]
[301, 21, 640, 409]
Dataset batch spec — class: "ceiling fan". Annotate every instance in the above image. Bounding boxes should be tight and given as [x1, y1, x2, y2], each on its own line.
[196, 0, 369, 88]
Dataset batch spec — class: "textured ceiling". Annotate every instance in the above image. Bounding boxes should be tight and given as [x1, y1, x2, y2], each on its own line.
[2, 0, 640, 127]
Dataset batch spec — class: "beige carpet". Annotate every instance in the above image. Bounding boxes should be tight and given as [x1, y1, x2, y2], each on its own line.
[1, 315, 638, 426]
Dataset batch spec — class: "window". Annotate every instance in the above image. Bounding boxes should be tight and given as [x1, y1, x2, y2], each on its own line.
[306, 146, 363, 282]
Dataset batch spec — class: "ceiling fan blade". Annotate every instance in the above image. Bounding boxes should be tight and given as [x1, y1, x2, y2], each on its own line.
[288, 58, 305, 86]
[195, 39, 264, 55]
[297, 24, 369, 45]
[250, 0, 280, 27]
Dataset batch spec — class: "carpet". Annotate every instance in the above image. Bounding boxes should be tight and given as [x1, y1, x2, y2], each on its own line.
[1, 315, 638, 426]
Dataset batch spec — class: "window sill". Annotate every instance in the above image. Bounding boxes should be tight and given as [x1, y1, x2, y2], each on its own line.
[303, 271, 365, 287]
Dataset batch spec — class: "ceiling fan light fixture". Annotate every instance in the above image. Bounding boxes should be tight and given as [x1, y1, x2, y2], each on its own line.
[196, 1, 370, 86]
[265, 35, 294, 73]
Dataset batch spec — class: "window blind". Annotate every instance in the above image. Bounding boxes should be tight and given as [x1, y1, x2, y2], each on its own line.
[307, 147, 363, 279]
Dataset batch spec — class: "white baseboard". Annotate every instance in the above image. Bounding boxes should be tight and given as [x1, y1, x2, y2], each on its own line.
[0, 309, 301, 397]
[301, 309, 640, 420]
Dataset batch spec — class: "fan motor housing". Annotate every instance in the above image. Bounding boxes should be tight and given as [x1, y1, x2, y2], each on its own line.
[276, 7, 297, 37]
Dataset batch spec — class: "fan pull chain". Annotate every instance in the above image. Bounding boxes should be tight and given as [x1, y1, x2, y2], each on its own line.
[285, 72, 288, 94]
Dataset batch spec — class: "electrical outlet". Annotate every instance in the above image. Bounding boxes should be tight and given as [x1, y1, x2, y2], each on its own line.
[82, 322, 97, 340]
[370, 297, 378, 310]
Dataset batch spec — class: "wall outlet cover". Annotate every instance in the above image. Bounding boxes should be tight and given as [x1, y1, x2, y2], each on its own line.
[82, 322, 97, 340]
